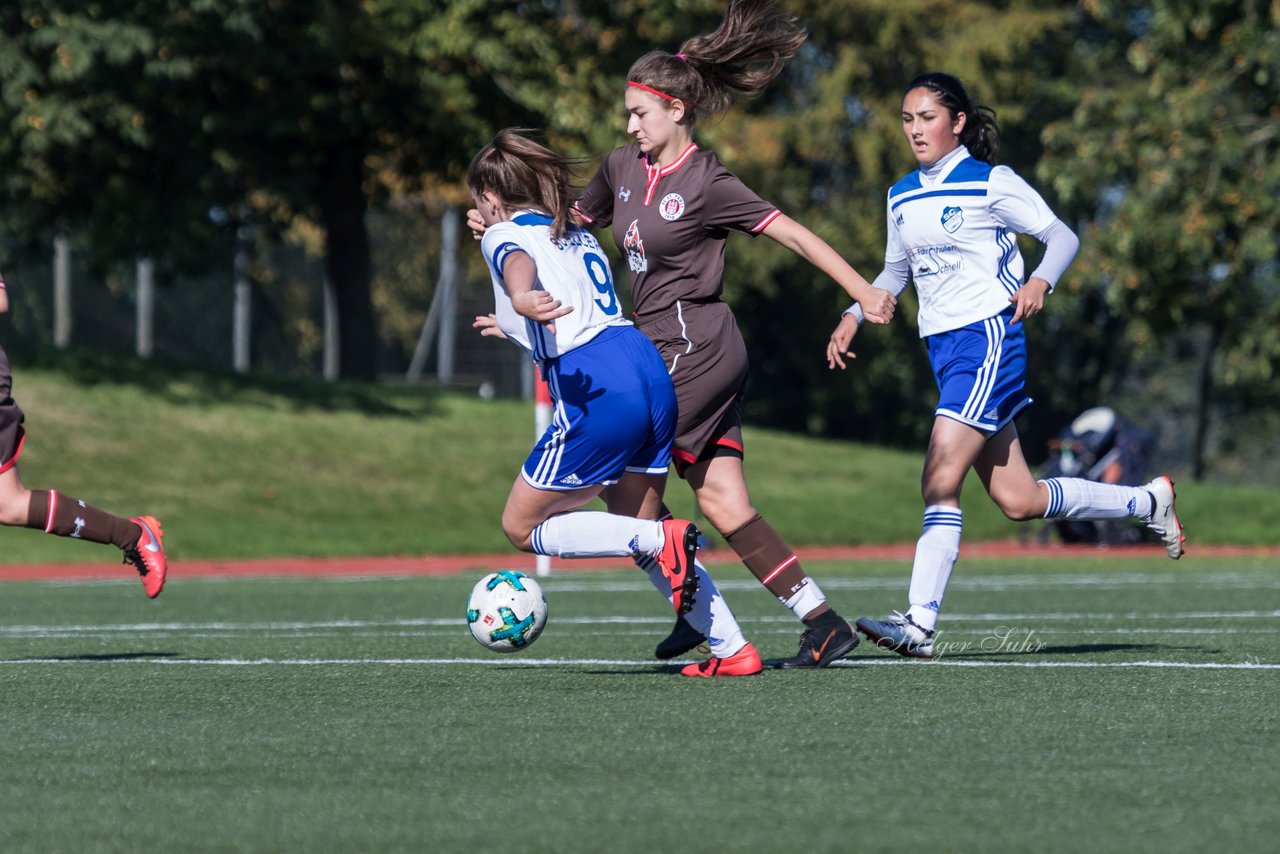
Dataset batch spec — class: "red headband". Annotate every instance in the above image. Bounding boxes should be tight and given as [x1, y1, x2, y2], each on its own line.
[627, 81, 678, 103]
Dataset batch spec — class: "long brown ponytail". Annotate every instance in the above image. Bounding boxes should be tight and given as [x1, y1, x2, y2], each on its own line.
[467, 129, 574, 239]
[627, 0, 807, 125]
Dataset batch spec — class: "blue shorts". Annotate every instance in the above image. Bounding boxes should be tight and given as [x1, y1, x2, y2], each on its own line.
[926, 307, 1032, 433]
[523, 325, 676, 490]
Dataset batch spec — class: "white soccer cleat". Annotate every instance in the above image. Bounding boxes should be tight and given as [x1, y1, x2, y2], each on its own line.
[855, 611, 935, 659]
[1143, 475, 1185, 559]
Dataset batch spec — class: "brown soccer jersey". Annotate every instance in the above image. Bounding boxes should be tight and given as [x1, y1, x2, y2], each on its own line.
[575, 143, 780, 470]
[575, 142, 780, 321]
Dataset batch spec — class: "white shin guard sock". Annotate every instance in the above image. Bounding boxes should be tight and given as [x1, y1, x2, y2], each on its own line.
[531, 511, 662, 559]
[1041, 478, 1152, 521]
[782, 579, 827, 622]
[906, 506, 962, 633]
[635, 555, 747, 658]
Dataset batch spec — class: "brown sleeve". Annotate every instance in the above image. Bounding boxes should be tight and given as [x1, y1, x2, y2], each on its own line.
[703, 165, 780, 235]
[574, 150, 617, 228]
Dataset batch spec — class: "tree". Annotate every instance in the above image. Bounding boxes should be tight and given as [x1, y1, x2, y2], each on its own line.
[1039, 0, 1280, 477]
[0, 3, 233, 273]
[0, 1, 579, 379]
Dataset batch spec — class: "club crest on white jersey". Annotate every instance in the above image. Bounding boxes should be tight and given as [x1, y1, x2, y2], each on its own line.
[941, 205, 964, 233]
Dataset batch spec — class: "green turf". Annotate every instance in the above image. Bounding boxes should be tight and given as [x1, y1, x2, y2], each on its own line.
[2, 556, 1276, 851]
[3, 353, 1279, 565]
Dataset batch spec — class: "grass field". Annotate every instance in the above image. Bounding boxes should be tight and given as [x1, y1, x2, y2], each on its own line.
[4, 351, 1279, 566]
[3, 555, 1277, 852]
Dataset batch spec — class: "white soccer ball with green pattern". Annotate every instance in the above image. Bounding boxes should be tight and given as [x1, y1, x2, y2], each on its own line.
[466, 571, 548, 653]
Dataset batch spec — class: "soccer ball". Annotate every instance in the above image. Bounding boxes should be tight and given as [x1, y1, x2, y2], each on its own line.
[466, 570, 548, 653]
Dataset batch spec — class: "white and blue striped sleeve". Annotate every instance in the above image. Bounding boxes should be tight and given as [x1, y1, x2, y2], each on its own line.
[479, 225, 525, 288]
[988, 166, 1057, 236]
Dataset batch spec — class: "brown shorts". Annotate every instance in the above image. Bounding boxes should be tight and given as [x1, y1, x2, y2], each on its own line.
[0, 342, 26, 473]
[635, 300, 748, 475]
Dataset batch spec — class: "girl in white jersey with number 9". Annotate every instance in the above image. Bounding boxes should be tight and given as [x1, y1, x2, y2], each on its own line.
[827, 72, 1186, 659]
[469, 129, 766, 676]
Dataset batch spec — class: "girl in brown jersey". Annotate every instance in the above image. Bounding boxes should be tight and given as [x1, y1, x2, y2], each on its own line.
[470, 1, 894, 672]
[0, 274, 168, 596]
[574, 0, 896, 669]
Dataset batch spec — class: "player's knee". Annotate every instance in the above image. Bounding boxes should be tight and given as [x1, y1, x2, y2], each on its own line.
[500, 515, 535, 553]
[992, 491, 1043, 522]
[699, 494, 755, 536]
[502, 527, 534, 553]
[0, 490, 30, 526]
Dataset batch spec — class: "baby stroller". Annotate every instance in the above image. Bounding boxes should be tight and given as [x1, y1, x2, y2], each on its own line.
[1031, 406, 1157, 545]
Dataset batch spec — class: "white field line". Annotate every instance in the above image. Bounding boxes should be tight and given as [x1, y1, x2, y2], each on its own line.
[2, 609, 1278, 640]
[0, 656, 1276, 671]
[33, 570, 1280, 593]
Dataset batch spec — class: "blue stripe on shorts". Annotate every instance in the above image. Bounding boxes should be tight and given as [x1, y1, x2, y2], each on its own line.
[522, 326, 677, 490]
[926, 306, 1032, 433]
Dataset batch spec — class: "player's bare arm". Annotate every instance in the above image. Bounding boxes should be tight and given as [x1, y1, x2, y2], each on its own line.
[760, 214, 896, 324]
[501, 250, 573, 333]
[826, 313, 860, 370]
[1009, 277, 1049, 324]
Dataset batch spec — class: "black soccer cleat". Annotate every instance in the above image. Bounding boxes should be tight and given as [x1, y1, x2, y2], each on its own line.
[777, 619, 860, 669]
[655, 614, 708, 660]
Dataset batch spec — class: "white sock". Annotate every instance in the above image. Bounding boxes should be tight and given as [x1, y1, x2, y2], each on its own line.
[783, 578, 827, 621]
[906, 505, 962, 632]
[635, 555, 747, 658]
[1040, 478, 1154, 522]
[531, 511, 663, 558]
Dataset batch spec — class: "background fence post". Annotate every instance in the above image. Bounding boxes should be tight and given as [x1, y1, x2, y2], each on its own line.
[233, 226, 252, 373]
[53, 234, 72, 350]
[135, 256, 155, 359]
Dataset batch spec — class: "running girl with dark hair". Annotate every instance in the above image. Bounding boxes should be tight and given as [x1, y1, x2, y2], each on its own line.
[0, 273, 168, 597]
[469, 129, 764, 676]
[828, 72, 1184, 659]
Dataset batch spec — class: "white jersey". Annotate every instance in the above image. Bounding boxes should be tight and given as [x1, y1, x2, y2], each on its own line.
[480, 211, 631, 362]
[885, 146, 1058, 337]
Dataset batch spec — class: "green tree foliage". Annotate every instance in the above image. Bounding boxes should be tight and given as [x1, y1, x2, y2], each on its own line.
[1040, 0, 1279, 476]
[0, 1, 558, 379]
[0, 1, 1274, 478]
[0, 4, 231, 271]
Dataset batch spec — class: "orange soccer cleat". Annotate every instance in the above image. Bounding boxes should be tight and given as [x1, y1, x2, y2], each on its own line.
[123, 515, 168, 598]
[655, 518, 700, 615]
[680, 642, 764, 678]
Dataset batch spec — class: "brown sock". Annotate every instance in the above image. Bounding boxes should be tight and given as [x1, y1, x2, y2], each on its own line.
[724, 513, 829, 614]
[26, 490, 141, 549]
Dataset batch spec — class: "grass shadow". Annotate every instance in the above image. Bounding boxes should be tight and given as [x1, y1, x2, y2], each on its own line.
[6, 651, 181, 662]
[8, 344, 446, 419]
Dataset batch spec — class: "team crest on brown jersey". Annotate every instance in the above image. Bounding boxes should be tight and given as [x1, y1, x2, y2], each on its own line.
[659, 193, 686, 221]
